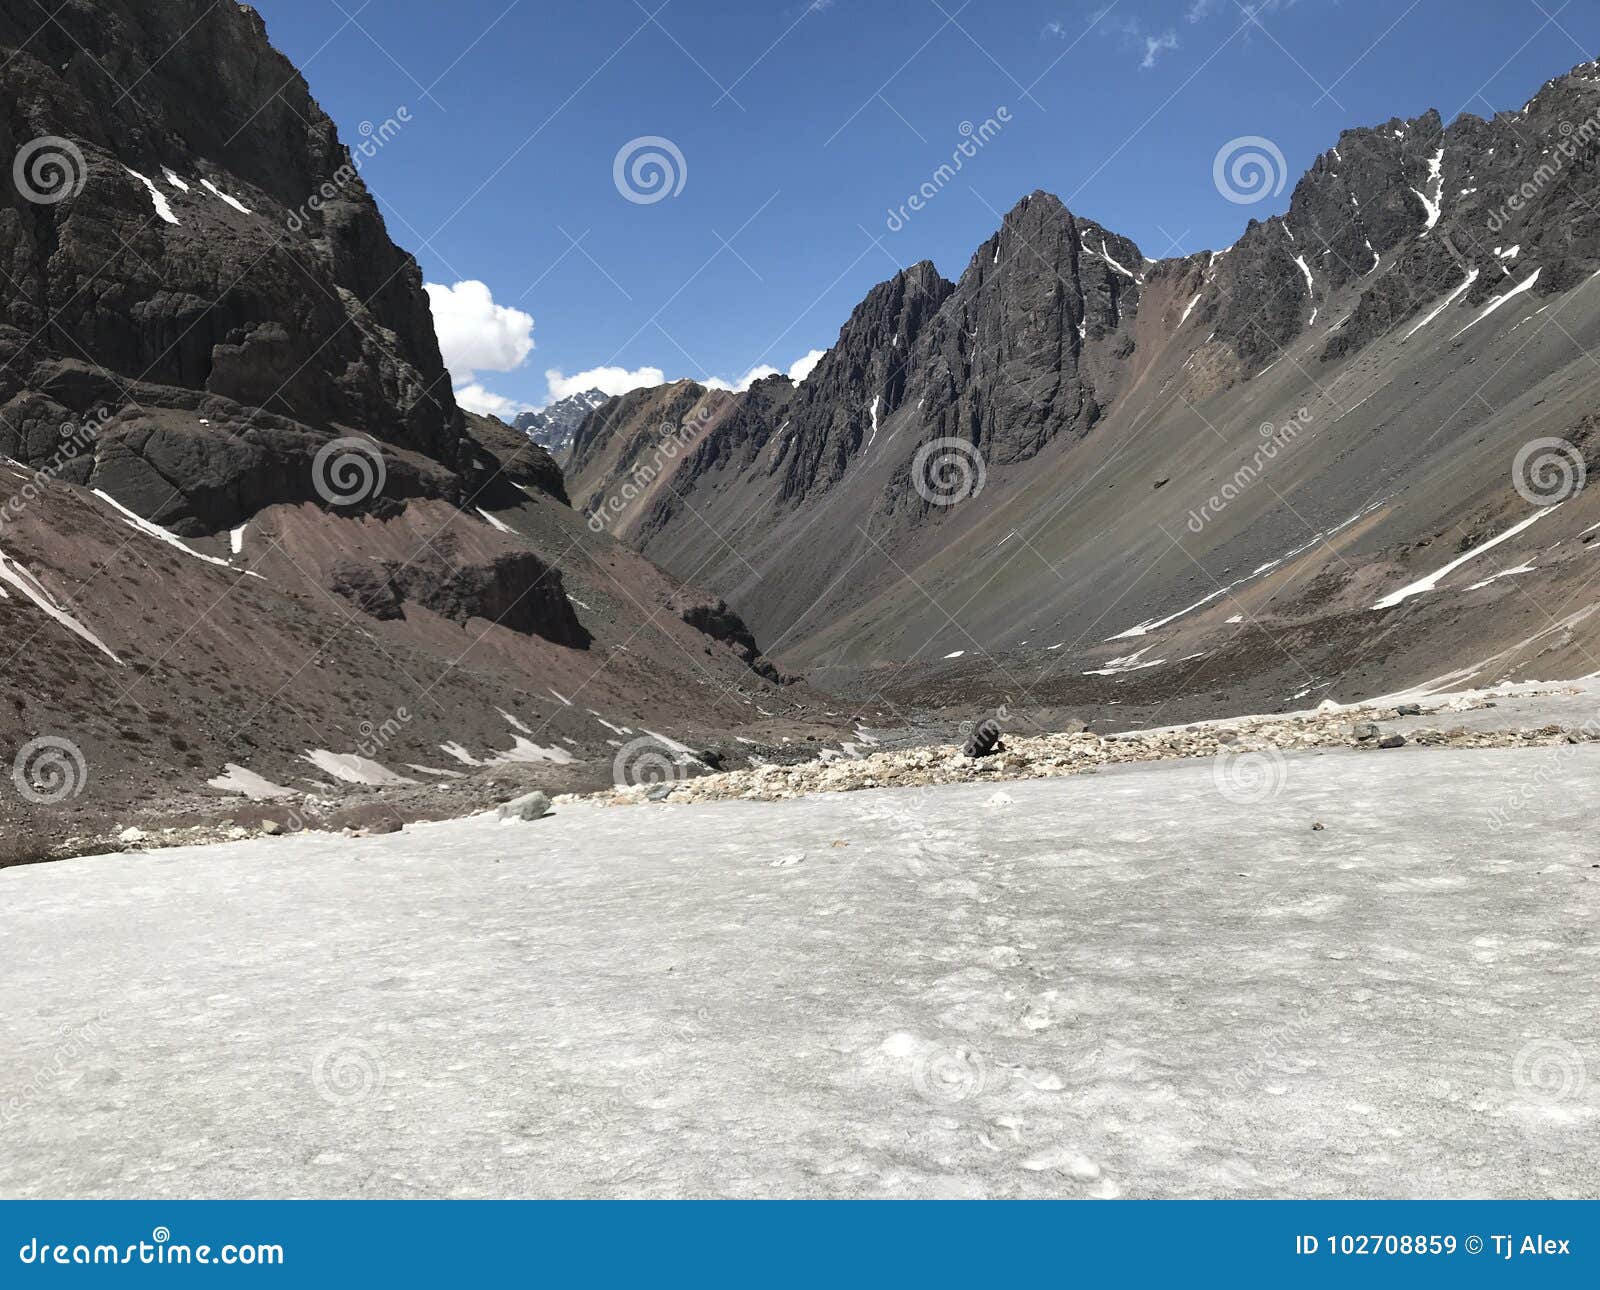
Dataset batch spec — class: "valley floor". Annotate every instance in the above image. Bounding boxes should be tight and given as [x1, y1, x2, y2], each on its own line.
[3, 739, 1596, 1200]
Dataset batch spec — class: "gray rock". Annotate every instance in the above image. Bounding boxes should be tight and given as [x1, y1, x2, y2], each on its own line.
[260, 820, 284, 836]
[1378, 734, 1407, 749]
[1396, 703, 1423, 717]
[1352, 722, 1381, 742]
[496, 791, 552, 822]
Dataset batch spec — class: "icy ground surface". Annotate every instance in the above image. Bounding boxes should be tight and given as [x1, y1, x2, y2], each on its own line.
[2, 747, 1596, 1199]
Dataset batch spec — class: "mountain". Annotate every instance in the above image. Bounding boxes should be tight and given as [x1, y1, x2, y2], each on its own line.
[569, 59, 1600, 725]
[0, 0, 834, 857]
[513, 388, 608, 461]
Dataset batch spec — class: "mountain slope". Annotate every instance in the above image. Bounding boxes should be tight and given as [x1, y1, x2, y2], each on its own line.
[0, 0, 838, 852]
[569, 60, 1600, 721]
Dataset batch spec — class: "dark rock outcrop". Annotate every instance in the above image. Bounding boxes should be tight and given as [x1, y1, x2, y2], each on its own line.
[674, 594, 793, 684]
[0, 0, 464, 534]
[332, 545, 591, 648]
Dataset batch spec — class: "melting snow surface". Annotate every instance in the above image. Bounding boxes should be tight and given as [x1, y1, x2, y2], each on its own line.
[301, 750, 416, 787]
[6, 749, 1591, 1198]
[1404, 268, 1480, 340]
[476, 508, 516, 535]
[0, 546, 122, 663]
[200, 178, 253, 214]
[161, 167, 189, 192]
[1109, 504, 1383, 640]
[493, 738, 576, 766]
[1372, 506, 1558, 609]
[498, 709, 533, 735]
[124, 168, 179, 224]
[1179, 293, 1202, 325]
[1450, 269, 1542, 340]
[1464, 562, 1536, 591]
[1291, 254, 1315, 297]
[1084, 645, 1166, 676]
[1411, 147, 1445, 232]
[943, 650, 966, 659]
[92, 489, 251, 574]
[1097, 239, 1138, 281]
[206, 764, 293, 800]
[229, 524, 247, 555]
[440, 742, 483, 766]
[866, 396, 880, 447]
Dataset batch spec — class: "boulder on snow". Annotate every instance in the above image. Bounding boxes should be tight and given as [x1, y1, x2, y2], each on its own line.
[1395, 703, 1423, 717]
[1351, 721, 1381, 742]
[497, 791, 552, 822]
[1378, 733, 1407, 749]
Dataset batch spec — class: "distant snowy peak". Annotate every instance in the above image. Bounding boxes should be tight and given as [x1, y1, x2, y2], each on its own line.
[513, 388, 610, 461]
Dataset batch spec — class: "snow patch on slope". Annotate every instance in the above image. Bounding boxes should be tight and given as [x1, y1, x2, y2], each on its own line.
[0, 546, 122, 663]
[1373, 506, 1558, 609]
[124, 168, 179, 224]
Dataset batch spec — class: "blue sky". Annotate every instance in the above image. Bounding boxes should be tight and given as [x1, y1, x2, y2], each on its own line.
[256, 0, 1600, 415]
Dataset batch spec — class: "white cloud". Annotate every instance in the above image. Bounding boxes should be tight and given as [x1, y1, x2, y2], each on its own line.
[788, 349, 826, 383]
[453, 382, 532, 420]
[1141, 30, 1178, 67]
[543, 349, 827, 406]
[1067, 7, 1183, 66]
[545, 365, 668, 402]
[705, 364, 781, 393]
[423, 280, 535, 383]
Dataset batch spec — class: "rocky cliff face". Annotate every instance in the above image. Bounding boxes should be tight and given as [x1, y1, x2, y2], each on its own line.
[568, 60, 1600, 715]
[0, 0, 465, 535]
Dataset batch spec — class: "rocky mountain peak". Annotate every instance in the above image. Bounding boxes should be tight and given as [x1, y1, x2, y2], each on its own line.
[513, 387, 609, 462]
